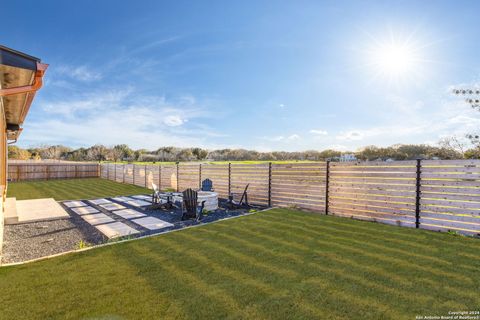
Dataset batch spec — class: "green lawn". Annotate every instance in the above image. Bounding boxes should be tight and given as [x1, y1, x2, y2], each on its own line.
[7, 178, 151, 201]
[0, 208, 478, 319]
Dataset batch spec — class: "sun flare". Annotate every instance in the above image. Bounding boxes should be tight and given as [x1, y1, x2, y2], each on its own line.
[360, 30, 431, 85]
[372, 42, 416, 76]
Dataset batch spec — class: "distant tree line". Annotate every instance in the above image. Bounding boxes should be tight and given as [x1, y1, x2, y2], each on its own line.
[7, 139, 480, 162]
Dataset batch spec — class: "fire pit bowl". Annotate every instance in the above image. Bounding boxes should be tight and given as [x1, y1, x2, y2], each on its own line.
[197, 191, 218, 211]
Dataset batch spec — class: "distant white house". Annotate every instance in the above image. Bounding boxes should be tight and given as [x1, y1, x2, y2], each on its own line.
[339, 153, 357, 162]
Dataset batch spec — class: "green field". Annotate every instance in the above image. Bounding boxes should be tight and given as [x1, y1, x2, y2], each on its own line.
[1, 208, 478, 319]
[102, 160, 318, 165]
[7, 178, 151, 201]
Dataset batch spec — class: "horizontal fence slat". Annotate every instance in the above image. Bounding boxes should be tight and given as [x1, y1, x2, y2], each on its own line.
[9, 163, 99, 181]
[93, 160, 480, 236]
[331, 160, 417, 167]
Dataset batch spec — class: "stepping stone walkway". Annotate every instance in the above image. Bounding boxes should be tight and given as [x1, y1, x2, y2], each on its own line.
[95, 222, 140, 238]
[89, 198, 112, 205]
[112, 209, 146, 219]
[65, 196, 181, 240]
[99, 203, 126, 211]
[125, 200, 151, 207]
[111, 196, 134, 202]
[63, 201, 87, 208]
[132, 217, 174, 230]
[71, 206, 99, 215]
[81, 213, 115, 226]
[131, 195, 152, 200]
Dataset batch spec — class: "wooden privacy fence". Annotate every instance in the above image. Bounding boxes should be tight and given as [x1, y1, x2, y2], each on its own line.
[8, 163, 99, 181]
[100, 160, 480, 236]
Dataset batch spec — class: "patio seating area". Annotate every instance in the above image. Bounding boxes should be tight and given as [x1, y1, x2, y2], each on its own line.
[62, 192, 241, 240]
[2, 178, 262, 264]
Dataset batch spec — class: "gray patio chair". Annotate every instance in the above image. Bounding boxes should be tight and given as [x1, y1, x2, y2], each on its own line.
[201, 178, 214, 191]
[182, 188, 206, 221]
[151, 182, 161, 204]
[227, 184, 250, 209]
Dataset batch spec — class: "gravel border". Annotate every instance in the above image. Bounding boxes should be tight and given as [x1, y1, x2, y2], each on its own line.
[2, 218, 104, 264]
[2, 196, 265, 264]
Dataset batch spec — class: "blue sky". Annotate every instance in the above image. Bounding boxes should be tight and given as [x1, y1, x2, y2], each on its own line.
[3, 0, 480, 151]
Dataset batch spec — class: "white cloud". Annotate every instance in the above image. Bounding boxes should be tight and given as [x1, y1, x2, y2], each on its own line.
[57, 65, 102, 81]
[131, 36, 182, 55]
[328, 95, 480, 148]
[262, 134, 300, 142]
[163, 115, 186, 127]
[42, 89, 131, 117]
[327, 144, 349, 151]
[286, 134, 300, 141]
[336, 131, 364, 141]
[262, 136, 285, 142]
[387, 96, 424, 114]
[310, 129, 328, 135]
[21, 89, 223, 149]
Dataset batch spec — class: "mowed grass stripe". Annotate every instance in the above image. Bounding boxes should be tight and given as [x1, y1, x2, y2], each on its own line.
[270, 210, 480, 268]
[7, 178, 151, 201]
[140, 236, 342, 320]
[173, 229, 396, 319]
[0, 208, 479, 319]
[59, 179, 148, 198]
[219, 215, 478, 298]
[267, 209, 480, 253]
[211, 222, 425, 289]
[111, 244, 236, 319]
[177, 215, 472, 316]
[242, 217, 471, 284]
[252, 214, 473, 271]
[121, 244, 257, 319]
[199, 220, 478, 306]
[159, 236, 280, 296]
[175, 231, 296, 282]
[196, 224, 439, 309]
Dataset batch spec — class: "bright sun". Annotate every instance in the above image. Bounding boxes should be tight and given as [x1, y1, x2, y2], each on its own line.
[373, 42, 416, 76]
[362, 31, 429, 85]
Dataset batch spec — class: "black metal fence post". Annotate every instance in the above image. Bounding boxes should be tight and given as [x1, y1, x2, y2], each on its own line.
[145, 164, 147, 188]
[415, 158, 422, 228]
[176, 162, 180, 192]
[158, 164, 162, 190]
[199, 164, 202, 189]
[325, 160, 330, 215]
[268, 162, 272, 207]
[228, 163, 232, 195]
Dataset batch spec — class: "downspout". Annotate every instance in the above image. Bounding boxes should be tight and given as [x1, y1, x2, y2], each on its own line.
[0, 62, 48, 142]
[0, 62, 48, 97]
